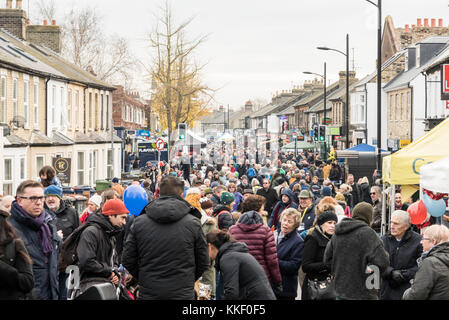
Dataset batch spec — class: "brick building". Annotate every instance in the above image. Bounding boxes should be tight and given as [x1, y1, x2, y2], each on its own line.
[112, 85, 148, 131]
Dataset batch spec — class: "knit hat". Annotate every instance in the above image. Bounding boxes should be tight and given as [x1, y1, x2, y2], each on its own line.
[316, 210, 338, 226]
[299, 189, 314, 199]
[211, 181, 219, 189]
[44, 185, 62, 199]
[241, 175, 248, 181]
[321, 186, 332, 197]
[311, 184, 321, 192]
[220, 192, 235, 205]
[88, 194, 102, 208]
[200, 199, 214, 210]
[351, 202, 373, 225]
[203, 187, 213, 195]
[101, 199, 129, 216]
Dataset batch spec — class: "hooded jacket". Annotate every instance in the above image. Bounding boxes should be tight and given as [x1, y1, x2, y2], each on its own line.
[9, 203, 60, 300]
[256, 186, 279, 214]
[212, 205, 235, 231]
[380, 228, 422, 300]
[324, 218, 389, 300]
[46, 200, 80, 242]
[229, 211, 282, 285]
[122, 195, 210, 300]
[76, 213, 122, 281]
[403, 241, 449, 300]
[269, 188, 298, 231]
[215, 241, 276, 300]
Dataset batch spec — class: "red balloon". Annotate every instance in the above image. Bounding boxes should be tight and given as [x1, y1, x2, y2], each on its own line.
[407, 200, 427, 225]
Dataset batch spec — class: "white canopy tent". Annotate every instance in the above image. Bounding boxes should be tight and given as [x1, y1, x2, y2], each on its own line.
[420, 157, 449, 194]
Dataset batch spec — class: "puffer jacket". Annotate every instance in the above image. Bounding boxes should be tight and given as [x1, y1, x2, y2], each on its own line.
[46, 200, 80, 242]
[403, 241, 449, 300]
[229, 211, 282, 285]
[9, 201, 60, 300]
[269, 188, 298, 231]
[324, 218, 389, 300]
[122, 195, 210, 300]
[216, 241, 276, 300]
[76, 213, 122, 282]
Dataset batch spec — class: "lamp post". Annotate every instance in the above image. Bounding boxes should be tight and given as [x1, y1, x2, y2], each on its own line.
[317, 34, 350, 150]
[366, 0, 382, 180]
[304, 61, 327, 159]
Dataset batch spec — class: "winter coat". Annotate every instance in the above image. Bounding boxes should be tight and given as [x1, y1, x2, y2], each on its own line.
[200, 212, 217, 297]
[9, 203, 61, 300]
[77, 213, 122, 282]
[211, 193, 221, 206]
[122, 195, 210, 300]
[269, 189, 299, 231]
[349, 183, 362, 207]
[46, 200, 80, 242]
[232, 192, 243, 212]
[371, 199, 382, 233]
[380, 228, 423, 300]
[324, 218, 389, 300]
[215, 241, 276, 300]
[229, 211, 282, 285]
[298, 204, 316, 233]
[0, 239, 35, 300]
[301, 226, 333, 300]
[256, 187, 279, 214]
[360, 183, 373, 205]
[274, 229, 304, 298]
[403, 241, 449, 300]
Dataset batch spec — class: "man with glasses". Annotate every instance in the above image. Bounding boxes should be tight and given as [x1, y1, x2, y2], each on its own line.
[256, 178, 279, 216]
[9, 180, 61, 300]
[370, 186, 383, 235]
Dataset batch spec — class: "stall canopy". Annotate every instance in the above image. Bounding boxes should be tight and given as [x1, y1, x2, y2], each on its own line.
[420, 156, 449, 194]
[347, 143, 386, 152]
[281, 141, 316, 151]
[383, 116, 449, 185]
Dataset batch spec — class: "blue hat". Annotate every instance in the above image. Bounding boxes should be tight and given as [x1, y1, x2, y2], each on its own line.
[321, 186, 332, 197]
[44, 185, 62, 199]
[211, 181, 219, 188]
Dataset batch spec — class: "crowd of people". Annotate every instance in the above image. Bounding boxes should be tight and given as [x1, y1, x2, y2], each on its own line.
[1, 150, 449, 301]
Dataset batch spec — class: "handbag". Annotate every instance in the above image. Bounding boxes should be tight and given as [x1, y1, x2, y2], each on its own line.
[307, 276, 336, 300]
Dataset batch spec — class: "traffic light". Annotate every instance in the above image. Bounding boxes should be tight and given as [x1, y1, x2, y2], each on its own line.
[319, 125, 326, 141]
[178, 123, 186, 140]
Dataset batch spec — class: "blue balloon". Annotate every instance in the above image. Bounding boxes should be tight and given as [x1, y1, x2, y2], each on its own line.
[124, 185, 148, 216]
[422, 193, 446, 217]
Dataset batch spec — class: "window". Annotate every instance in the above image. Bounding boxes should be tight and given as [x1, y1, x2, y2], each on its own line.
[106, 95, 109, 130]
[33, 82, 38, 127]
[95, 93, 98, 130]
[400, 93, 404, 120]
[75, 90, 79, 129]
[107, 149, 113, 179]
[89, 92, 92, 129]
[24, 80, 29, 127]
[100, 94, 104, 129]
[13, 78, 17, 120]
[52, 86, 56, 125]
[89, 151, 97, 186]
[1, 76, 5, 123]
[3, 158, 12, 195]
[20, 157, 25, 180]
[36, 156, 44, 176]
[60, 87, 64, 127]
[68, 89, 72, 128]
[77, 152, 85, 185]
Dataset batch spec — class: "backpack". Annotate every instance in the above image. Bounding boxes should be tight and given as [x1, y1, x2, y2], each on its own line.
[58, 223, 102, 272]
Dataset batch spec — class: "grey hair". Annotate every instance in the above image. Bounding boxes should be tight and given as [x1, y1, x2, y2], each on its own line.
[391, 210, 411, 226]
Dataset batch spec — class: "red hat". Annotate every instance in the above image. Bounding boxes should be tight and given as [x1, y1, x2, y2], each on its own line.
[102, 199, 129, 216]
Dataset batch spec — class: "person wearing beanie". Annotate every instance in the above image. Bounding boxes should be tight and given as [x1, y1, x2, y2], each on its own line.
[80, 194, 102, 224]
[211, 191, 236, 231]
[44, 185, 80, 299]
[75, 198, 128, 296]
[323, 202, 389, 300]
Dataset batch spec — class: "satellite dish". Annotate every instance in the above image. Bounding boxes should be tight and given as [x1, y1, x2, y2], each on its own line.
[10, 115, 25, 128]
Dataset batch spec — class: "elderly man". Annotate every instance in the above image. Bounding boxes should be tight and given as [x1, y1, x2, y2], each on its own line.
[380, 210, 422, 300]
[298, 190, 316, 234]
[9, 180, 61, 300]
[44, 185, 80, 300]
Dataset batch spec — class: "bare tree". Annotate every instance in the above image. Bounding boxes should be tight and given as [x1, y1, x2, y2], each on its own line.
[32, 0, 57, 23]
[148, 0, 214, 144]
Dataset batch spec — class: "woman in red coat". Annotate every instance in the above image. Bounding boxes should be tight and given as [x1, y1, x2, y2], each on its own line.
[228, 195, 282, 296]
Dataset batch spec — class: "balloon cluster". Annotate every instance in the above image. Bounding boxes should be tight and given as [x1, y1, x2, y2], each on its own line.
[407, 191, 447, 225]
[123, 185, 149, 216]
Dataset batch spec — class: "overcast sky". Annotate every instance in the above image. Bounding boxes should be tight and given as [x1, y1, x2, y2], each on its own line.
[25, 0, 449, 110]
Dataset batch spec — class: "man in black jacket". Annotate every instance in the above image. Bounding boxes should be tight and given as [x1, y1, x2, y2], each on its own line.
[122, 176, 210, 299]
[76, 199, 129, 295]
[380, 210, 422, 300]
[44, 185, 80, 300]
[256, 178, 279, 215]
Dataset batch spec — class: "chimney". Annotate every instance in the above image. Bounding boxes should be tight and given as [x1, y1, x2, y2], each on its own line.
[404, 24, 410, 32]
[339, 70, 356, 87]
[26, 19, 62, 53]
[424, 18, 429, 27]
[0, 0, 27, 39]
[244, 100, 253, 112]
[417, 18, 422, 27]
[431, 18, 436, 27]
[439, 19, 443, 27]
[412, 24, 416, 29]
[16, 0, 22, 9]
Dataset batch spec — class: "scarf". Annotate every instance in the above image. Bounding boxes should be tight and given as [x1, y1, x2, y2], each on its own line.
[12, 201, 54, 256]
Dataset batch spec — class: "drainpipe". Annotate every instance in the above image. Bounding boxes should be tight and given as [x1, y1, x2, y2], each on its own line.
[83, 87, 87, 133]
[364, 83, 368, 144]
[409, 83, 414, 142]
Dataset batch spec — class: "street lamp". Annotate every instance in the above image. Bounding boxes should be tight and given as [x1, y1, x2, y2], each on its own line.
[317, 34, 350, 150]
[365, 0, 382, 180]
[303, 61, 327, 159]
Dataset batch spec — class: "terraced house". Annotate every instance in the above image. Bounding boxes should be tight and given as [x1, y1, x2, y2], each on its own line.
[0, 1, 121, 194]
